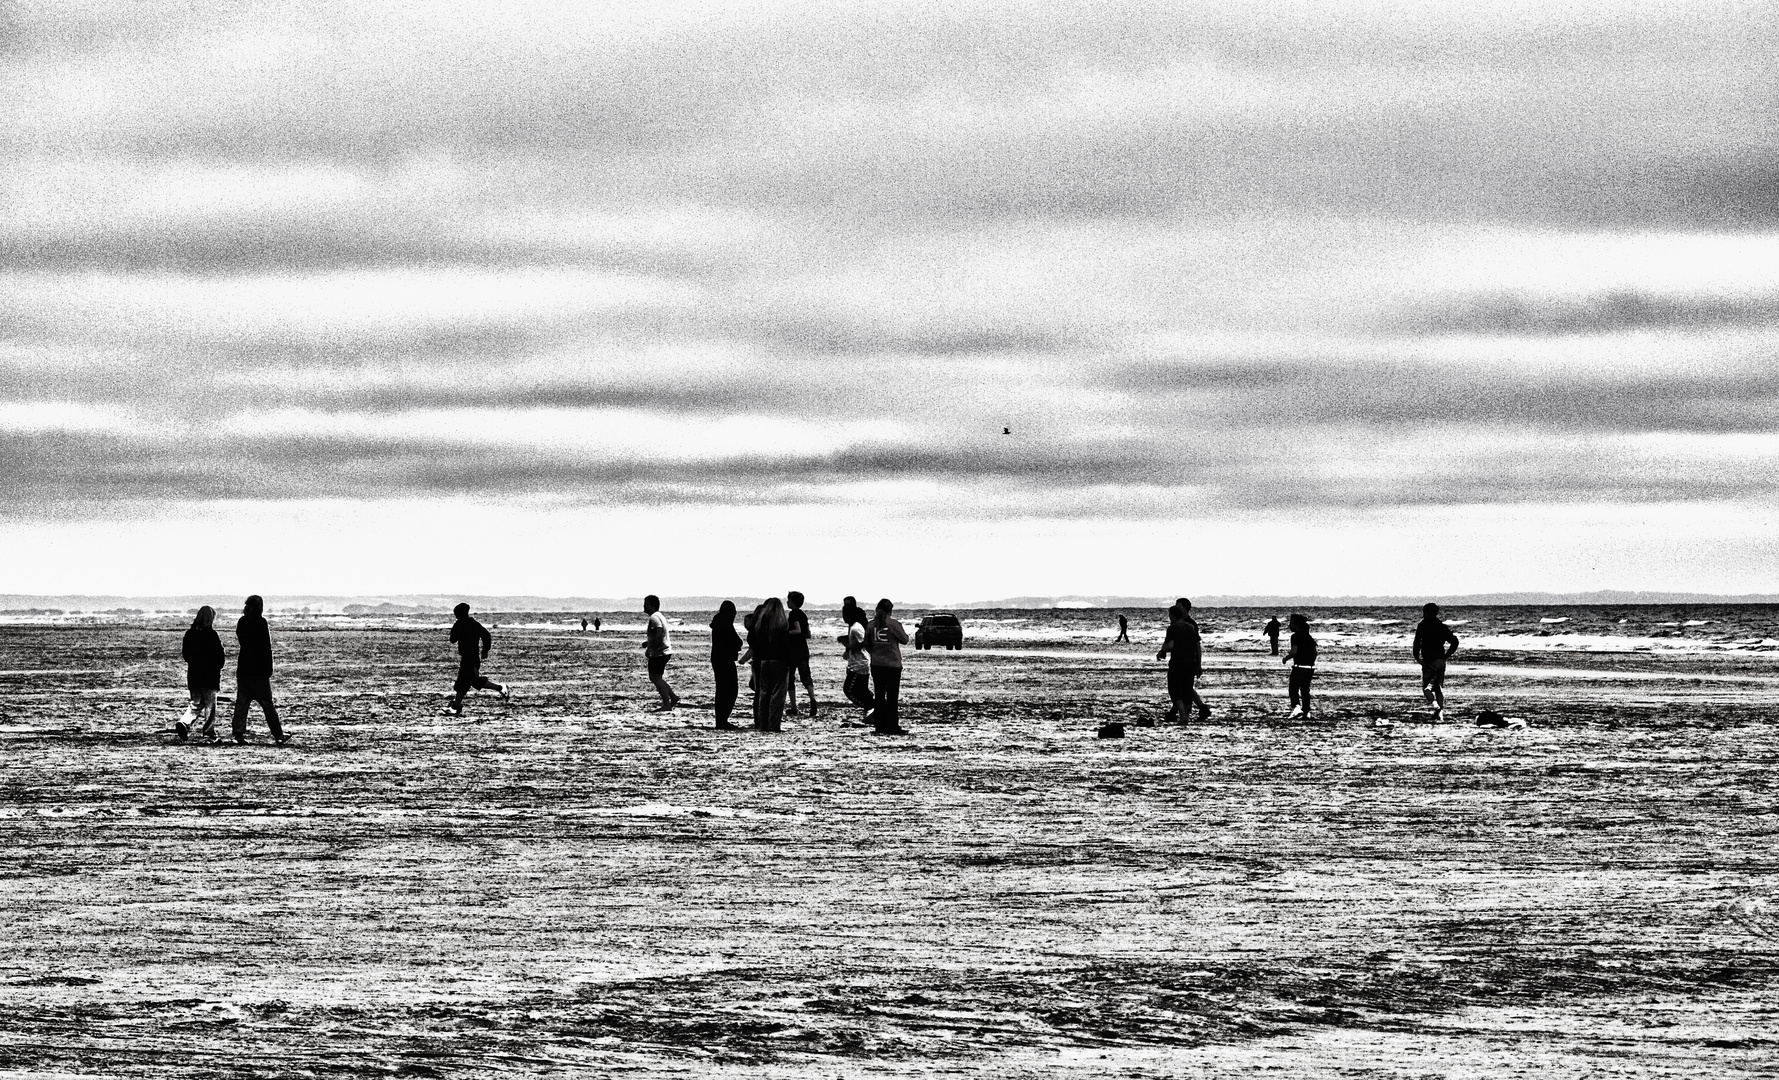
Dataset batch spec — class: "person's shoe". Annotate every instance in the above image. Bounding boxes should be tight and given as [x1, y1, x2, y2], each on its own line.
[274, 734, 292, 746]
[807, 705, 819, 718]
[787, 705, 802, 716]
[500, 686, 513, 704]
[715, 720, 742, 730]
[233, 736, 247, 745]
[174, 722, 190, 742]
[1286, 706, 1303, 719]
[1197, 706, 1212, 721]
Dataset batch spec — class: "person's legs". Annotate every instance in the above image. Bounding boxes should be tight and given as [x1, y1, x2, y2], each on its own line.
[1188, 675, 1209, 719]
[1288, 668, 1303, 712]
[259, 683, 285, 742]
[231, 683, 252, 741]
[197, 687, 218, 737]
[872, 665, 903, 732]
[648, 656, 677, 707]
[795, 659, 817, 717]
[1422, 664, 1445, 711]
[1289, 668, 1312, 717]
[759, 662, 788, 731]
[713, 663, 739, 727]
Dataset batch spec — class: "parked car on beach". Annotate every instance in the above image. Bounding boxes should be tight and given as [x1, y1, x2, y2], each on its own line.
[913, 613, 964, 651]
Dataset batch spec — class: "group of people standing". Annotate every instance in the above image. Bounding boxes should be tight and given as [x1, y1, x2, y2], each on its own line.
[686, 594, 910, 735]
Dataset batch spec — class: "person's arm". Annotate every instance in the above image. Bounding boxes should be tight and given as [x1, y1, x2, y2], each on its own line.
[646, 616, 665, 653]
[450, 621, 462, 647]
[1282, 637, 1295, 664]
[1156, 626, 1173, 661]
[480, 623, 492, 660]
[1445, 628, 1459, 659]
[1411, 629, 1423, 664]
[890, 619, 909, 645]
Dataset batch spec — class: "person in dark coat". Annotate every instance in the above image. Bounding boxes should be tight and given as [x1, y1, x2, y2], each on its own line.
[231, 595, 289, 745]
[747, 597, 794, 732]
[449, 602, 510, 717]
[1263, 616, 1282, 655]
[1283, 613, 1318, 719]
[1156, 598, 1209, 723]
[178, 605, 224, 741]
[709, 601, 743, 730]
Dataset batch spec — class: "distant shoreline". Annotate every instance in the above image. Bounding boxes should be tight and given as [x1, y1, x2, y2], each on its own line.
[5, 591, 1779, 616]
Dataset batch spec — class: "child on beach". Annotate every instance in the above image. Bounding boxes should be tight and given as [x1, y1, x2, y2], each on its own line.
[839, 620, 874, 723]
[1282, 613, 1317, 719]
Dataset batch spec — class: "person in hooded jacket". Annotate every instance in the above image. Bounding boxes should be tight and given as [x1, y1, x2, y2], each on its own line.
[232, 595, 289, 745]
[178, 605, 224, 741]
[709, 601, 743, 730]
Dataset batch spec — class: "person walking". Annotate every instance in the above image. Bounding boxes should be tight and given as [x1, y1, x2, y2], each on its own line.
[642, 595, 680, 710]
[709, 601, 743, 730]
[868, 598, 910, 735]
[749, 597, 793, 731]
[231, 595, 289, 745]
[785, 591, 818, 718]
[1413, 602, 1461, 719]
[1115, 613, 1130, 643]
[448, 602, 510, 716]
[1156, 598, 1209, 722]
[1282, 613, 1317, 719]
[1263, 616, 1282, 656]
[178, 605, 224, 741]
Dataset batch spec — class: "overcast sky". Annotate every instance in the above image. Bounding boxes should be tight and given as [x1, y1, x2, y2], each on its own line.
[3, 0, 1777, 600]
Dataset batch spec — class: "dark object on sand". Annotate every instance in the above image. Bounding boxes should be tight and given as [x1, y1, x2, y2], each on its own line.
[1098, 722, 1125, 739]
[1476, 709, 1509, 728]
[914, 613, 964, 651]
[1133, 715, 1154, 728]
[173, 722, 189, 742]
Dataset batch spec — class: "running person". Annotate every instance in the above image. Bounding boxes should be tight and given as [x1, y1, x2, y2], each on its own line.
[643, 595, 680, 709]
[178, 605, 224, 741]
[1282, 613, 1317, 719]
[1156, 598, 1209, 722]
[1413, 602, 1460, 719]
[232, 595, 288, 745]
[784, 591, 818, 717]
[448, 602, 510, 716]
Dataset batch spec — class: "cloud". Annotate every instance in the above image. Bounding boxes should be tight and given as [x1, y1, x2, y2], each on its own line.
[1397, 290, 1779, 337]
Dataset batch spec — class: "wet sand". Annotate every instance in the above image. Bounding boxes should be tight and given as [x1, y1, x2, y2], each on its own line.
[0, 621, 1775, 1077]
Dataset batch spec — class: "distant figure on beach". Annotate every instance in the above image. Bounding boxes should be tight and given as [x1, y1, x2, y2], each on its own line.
[1413, 602, 1461, 719]
[1115, 613, 1129, 643]
[1156, 598, 1208, 722]
[178, 605, 224, 741]
[709, 601, 743, 730]
[839, 619, 874, 722]
[232, 595, 288, 745]
[1283, 613, 1317, 719]
[643, 595, 680, 710]
[785, 591, 818, 718]
[1264, 616, 1282, 655]
[581, 617, 588, 632]
[448, 602, 510, 716]
[869, 598, 910, 735]
[593, 617, 601, 632]
[749, 597, 793, 731]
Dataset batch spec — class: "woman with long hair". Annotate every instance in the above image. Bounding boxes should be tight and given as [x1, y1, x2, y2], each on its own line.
[749, 597, 793, 732]
[709, 601, 743, 730]
[1283, 612, 1318, 719]
[868, 598, 909, 734]
[177, 605, 224, 741]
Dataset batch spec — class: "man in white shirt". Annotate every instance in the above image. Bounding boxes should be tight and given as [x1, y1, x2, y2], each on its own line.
[642, 594, 680, 709]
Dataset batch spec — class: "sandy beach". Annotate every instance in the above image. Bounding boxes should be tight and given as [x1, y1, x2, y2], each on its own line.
[0, 609, 1774, 1077]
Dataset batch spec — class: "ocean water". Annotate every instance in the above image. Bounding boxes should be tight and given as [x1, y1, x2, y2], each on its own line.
[9, 604, 1775, 657]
